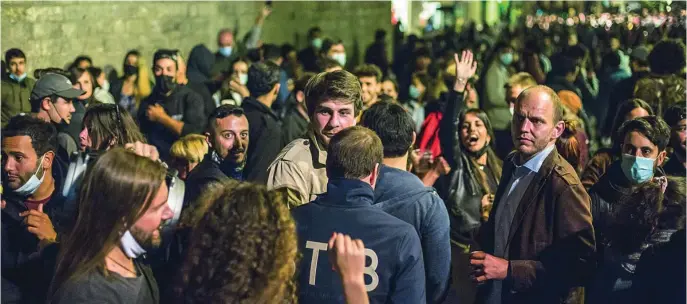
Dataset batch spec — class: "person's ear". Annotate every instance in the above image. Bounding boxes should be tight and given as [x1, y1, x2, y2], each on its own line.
[41, 97, 52, 112]
[552, 120, 565, 140]
[411, 132, 417, 148]
[205, 131, 213, 148]
[296, 91, 305, 103]
[272, 83, 281, 96]
[369, 163, 380, 189]
[657, 150, 667, 167]
[42, 151, 55, 171]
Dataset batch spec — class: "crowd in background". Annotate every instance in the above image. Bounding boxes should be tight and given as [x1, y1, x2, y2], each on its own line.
[1, 4, 686, 304]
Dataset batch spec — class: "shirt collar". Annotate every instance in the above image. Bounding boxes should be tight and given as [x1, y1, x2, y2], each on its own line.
[513, 144, 555, 173]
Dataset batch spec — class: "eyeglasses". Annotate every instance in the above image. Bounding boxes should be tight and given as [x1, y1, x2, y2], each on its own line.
[210, 106, 245, 120]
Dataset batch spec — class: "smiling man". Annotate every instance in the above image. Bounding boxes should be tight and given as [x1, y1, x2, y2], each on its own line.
[184, 105, 249, 206]
[267, 70, 362, 207]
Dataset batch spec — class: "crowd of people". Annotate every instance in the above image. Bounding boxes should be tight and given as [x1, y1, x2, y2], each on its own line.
[1, 4, 686, 304]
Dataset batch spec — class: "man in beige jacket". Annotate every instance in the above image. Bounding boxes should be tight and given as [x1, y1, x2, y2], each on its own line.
[267, 70, 362, 207]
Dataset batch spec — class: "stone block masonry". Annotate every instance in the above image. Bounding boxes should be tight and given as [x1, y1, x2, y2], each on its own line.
[1, 1, 392, 76]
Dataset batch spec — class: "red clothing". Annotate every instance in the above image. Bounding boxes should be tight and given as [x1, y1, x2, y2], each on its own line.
[419, 111, 443, 158]
[25, 195, 51, 211]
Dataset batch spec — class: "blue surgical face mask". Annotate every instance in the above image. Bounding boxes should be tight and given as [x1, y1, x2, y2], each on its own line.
[14, 154, 46, 197]
[331, 53, 346, 67]
[219, 46, 233, 58]
[311, 38, 323, 49]
[409, 85, 421, 99]
[500, 53, 513, 66]
[621, 154, 655, 184]
[9, 72, 27, 83]
[120, 230, 146, 258]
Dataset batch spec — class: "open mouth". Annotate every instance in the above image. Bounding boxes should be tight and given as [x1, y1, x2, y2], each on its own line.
[467, 135, 479, 144]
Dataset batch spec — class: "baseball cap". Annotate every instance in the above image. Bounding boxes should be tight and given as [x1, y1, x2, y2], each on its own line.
[629, 46, 649, 62]
[30, 73, 85, 101]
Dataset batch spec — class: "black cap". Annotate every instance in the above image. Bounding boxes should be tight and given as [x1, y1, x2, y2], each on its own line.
[30, 73, 85, 101]
[153, 49, 179, 64]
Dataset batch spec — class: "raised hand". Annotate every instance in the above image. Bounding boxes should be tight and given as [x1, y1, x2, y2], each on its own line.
[454, 50, 478, 92]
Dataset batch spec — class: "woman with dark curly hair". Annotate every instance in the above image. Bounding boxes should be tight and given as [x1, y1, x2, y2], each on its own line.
[172, 181, 369, 304]
[173, 181, 298, 303]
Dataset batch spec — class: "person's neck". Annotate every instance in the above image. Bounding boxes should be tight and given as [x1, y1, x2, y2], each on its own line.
[105, 246, 137, 278]
[366, 96, 378, 109]
[30, 172, 54, 201]
[674, 149, 687, 167]
[383, 154, 409, 172]
[36, 111, 51, 123]
[476, 153, 488, 166]
[256, 94, 274, 108]
[297, 103, 310, 121]
[517, 143, 553, 165]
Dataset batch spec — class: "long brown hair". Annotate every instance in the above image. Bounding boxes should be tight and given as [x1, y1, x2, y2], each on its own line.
[175, 181, 298, 303]
[459, 108, 503, 194]
[83, 104, 145, 151]
[49, 148, 167, 298]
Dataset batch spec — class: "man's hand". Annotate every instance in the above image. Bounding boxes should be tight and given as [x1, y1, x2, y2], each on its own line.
[469, 251, 509, 282]
[454, 50, 477, 92]
[146, 104, 168, 123]
[20, 204, 57, 243]
[124, 141, 160, 162]
[328, 232, 366, 283]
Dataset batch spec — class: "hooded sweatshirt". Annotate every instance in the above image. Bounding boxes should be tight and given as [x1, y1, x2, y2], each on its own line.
[292, 178, 426, 304]
[374, 165, 450, 304]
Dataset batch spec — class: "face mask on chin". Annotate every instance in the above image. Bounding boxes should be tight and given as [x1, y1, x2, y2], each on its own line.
[120, 230, 147, 259]
[9, 72, 27, 83]
[101, 80, 110, 92]
[13, 155, 47, 197]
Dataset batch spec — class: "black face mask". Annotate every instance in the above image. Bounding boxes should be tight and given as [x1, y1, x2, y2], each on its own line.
[155, 75, 177, 93]
[464, 142, 490, 159]
[123, 64, 138, 76]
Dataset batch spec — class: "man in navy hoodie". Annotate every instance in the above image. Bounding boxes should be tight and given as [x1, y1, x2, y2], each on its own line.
[292, 126, 426, 303]
[360, 101, 451, 303]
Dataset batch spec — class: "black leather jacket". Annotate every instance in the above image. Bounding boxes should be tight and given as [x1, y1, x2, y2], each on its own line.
[438, 89, 491, 245]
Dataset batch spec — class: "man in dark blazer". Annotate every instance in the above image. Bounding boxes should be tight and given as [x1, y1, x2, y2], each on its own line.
[470, 85, 596, 304]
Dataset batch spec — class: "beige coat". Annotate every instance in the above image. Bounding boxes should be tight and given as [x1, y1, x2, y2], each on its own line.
[267, 131, 328, 208]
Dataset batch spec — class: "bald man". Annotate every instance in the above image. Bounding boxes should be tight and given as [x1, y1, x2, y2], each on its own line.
[470, 86, 595, 304]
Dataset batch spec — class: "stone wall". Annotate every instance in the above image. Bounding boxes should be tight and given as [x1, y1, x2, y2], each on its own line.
[1, 1, 391, 75]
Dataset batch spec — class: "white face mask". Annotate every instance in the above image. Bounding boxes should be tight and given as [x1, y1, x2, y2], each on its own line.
[331, 53, 347, 67]
[14, 155, 46, 197]
[120, 230, 146, 259]
[239, 73, 248, 85]
[101, 80, 110, 92]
